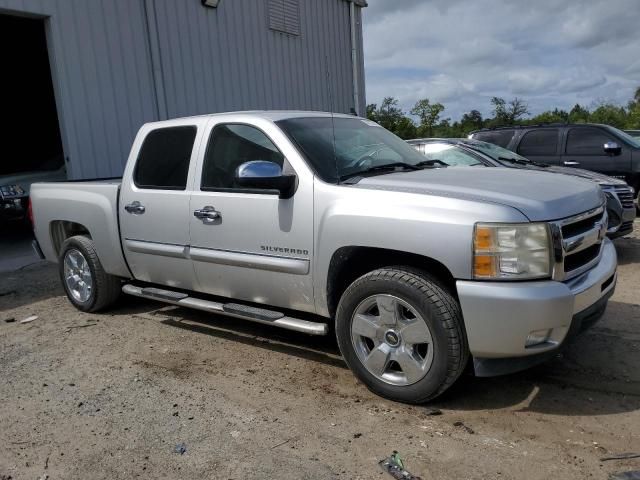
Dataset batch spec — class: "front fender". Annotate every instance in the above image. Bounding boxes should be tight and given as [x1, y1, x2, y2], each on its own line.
[312, 180, 528, 316]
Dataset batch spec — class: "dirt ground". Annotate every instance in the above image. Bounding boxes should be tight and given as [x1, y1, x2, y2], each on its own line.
[1, 226, 639, 480]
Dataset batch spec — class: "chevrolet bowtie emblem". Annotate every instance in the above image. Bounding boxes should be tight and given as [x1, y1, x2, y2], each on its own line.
[595, 221, 606, 241]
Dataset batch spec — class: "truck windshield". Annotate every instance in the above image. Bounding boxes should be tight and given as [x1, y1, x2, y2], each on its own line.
[276, 117, 429, 183]
[606, 126, 640, 148]
[461, 140, 531, 163]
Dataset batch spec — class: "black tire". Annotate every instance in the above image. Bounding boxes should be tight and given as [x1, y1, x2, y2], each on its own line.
[335, 267, 468, 404]
[58, 235, 121, 312]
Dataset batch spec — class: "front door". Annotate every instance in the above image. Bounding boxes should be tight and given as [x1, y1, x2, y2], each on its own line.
[120, 122, 203, 289]
[189, 120, 315, 313]
[562, 126, 631, 179]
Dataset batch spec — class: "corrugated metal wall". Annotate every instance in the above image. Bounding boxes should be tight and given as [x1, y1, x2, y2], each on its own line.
[0, 0, 365, 179]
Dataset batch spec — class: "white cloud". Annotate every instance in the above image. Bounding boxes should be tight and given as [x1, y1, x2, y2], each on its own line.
[362, 0, 640, 120]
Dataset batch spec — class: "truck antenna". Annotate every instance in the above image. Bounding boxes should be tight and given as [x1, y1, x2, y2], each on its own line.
[325, 55, 339, 182]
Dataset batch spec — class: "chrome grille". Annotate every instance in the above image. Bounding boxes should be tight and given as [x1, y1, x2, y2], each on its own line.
[550, 205, 607, 281]
[613, 185, 635, 209]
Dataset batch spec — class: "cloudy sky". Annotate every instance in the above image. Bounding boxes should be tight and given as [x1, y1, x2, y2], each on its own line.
[362, 0, 640, 121]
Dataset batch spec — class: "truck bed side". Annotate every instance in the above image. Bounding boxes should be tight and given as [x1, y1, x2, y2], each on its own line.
[30, 180, 131, 278]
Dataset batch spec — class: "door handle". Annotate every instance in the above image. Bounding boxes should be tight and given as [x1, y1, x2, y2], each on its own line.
[194, 206, 220, 223]
[563, 161, 580, 167]
[124, 201, 146, 214]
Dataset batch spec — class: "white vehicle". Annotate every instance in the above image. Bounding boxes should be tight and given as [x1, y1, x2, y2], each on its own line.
[31, 112, 617, 403]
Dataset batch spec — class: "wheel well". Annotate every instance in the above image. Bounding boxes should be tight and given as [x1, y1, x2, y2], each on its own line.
[326, 246, 457, 318]
[50, 220, 92, 256]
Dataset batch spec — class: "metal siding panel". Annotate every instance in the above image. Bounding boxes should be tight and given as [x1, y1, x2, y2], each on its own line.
[0, 0, 50, 15]
[0, 0, 361, 176]
[356, 6, 366, 115]
[87, 2, 120, 176]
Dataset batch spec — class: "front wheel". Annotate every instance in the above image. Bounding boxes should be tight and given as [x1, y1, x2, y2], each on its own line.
[59, 235, 121, 312]
[335, 267, 468, 403]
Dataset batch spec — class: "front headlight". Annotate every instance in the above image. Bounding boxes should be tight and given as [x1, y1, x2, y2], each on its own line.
[473, 223, 551, 280]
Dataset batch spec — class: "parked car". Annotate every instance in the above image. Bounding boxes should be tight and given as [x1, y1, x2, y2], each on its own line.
[1, 163, 66, 222]
[407, 138, 635, 238]
[31, 112, 616, 403]
[468, 123, 640, 205]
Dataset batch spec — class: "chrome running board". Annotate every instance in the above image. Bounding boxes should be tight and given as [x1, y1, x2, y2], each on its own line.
[122, 284, 328, 335]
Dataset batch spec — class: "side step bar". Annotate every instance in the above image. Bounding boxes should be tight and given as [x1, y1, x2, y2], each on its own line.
[122, 284, 328, 336]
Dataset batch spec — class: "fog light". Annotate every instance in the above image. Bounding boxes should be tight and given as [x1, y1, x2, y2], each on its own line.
[525, 329, 552, 347]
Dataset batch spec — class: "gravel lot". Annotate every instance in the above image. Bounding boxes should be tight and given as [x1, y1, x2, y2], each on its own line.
[1, 225, 639, 479]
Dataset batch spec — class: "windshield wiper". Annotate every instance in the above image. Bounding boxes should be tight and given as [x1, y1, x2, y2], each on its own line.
[498, 156, 550, 168]
[339, 162, 422, 183]
[416, 159, 448, 168]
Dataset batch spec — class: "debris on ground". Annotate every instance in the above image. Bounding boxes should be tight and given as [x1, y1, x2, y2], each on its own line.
[19, 315, 38, 324]
[602, 453, 640, 461]
[379, 451, 423, 480]
[4, 318, 16, 323]
[425, 408, 442, 416]
[610, 472, 640, 480]
[453, 421, 475, 434]
[174, 443, 187, 455]
[270, 437, 294, 449]
[353, 433, 362, 439]
[65, 323, 97, 332]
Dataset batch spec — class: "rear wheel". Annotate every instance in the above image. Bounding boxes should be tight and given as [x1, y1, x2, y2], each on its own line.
[59, 235, 121, 312]
[336, 267, 468, 403]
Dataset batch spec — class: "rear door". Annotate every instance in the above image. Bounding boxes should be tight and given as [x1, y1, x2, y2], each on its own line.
[562, 126, 631, 178]
[188, 118, 315, 312]
[119, 120, 205, 288]
[515, 128, 562, 165]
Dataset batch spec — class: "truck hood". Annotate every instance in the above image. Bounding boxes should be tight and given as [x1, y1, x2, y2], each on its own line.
[355, 167, 603, 221]
[502, 163, 627, 186]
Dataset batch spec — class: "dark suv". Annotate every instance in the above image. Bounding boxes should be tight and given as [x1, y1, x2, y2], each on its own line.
[469, 123, 640, 205]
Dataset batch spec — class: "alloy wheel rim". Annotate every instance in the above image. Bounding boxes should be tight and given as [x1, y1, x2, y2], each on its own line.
[63, 249, 93, 303]
[350, 294, 434, 386]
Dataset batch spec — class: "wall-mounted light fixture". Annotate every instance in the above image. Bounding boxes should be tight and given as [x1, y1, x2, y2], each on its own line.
[201, 0, 220, 8]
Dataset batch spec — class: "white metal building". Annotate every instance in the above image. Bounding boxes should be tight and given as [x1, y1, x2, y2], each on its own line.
[0, 0, 366, 179]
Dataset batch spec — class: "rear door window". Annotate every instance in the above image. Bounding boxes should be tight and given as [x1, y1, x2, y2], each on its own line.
[566, 127, 614, 155]
[517, 129, 559, 156]
[134, 126, 197, 190]
[472, 130, 515, 148]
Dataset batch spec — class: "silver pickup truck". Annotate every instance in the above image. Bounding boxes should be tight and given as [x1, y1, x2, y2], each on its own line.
[31, 111, 617, 403]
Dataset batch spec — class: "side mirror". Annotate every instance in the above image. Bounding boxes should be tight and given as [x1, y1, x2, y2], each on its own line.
[604, 141, 621, 156]
[235, 161, 296, 199]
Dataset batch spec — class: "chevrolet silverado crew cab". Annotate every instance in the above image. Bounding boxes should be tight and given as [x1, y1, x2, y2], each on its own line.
[31, 111, 617, 403]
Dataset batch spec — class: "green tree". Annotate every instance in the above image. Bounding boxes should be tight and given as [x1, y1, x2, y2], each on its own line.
[365, 103, 379, 122]
[568, 104, 590, 123]
[394, 117, 418, 139]
[376, 97, 406, 132]
[411, 98, 445, 137]
[490, 97, 529, 125]
[530, 108, 569, 124]
[589, 102, 628, 128]
[460, 110, 484, 132]
[490, 97, 508, 124]
[365, 98, 416, 139]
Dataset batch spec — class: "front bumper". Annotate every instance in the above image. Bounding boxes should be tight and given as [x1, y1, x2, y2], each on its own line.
[456, 238, 617, 370]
